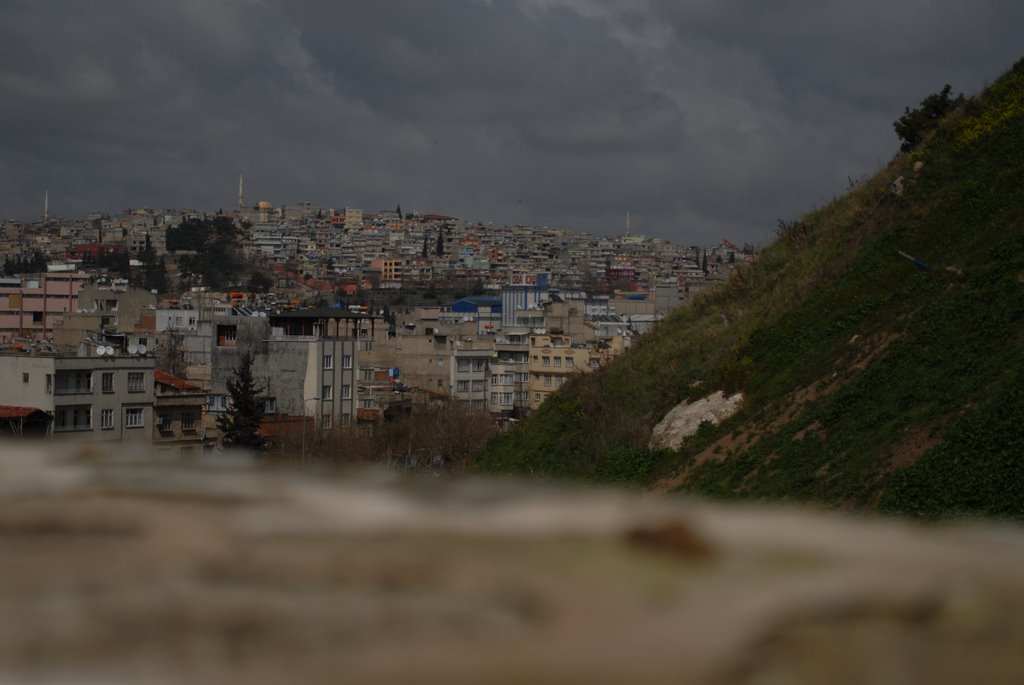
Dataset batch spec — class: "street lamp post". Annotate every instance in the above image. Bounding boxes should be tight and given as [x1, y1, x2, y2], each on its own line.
[301, 396, 319, 465]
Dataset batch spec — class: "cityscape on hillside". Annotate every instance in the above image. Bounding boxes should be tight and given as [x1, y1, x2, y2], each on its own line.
[0, 188, 752, 455]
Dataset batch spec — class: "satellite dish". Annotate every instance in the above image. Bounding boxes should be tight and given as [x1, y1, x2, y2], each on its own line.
[104, 346, 115, 356]
[128, 343, 139, 355]
[138, 344, 147, 355]
[95, 346, 106, 356]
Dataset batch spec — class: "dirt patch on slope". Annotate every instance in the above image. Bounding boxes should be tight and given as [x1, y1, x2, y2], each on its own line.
[887, 424, 945, 471]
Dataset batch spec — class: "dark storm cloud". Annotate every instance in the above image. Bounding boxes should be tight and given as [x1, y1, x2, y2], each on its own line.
[1, 0, 1021, 245]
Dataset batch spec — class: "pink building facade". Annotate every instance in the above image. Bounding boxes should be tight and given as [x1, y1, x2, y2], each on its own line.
[0, 272, 90, 342]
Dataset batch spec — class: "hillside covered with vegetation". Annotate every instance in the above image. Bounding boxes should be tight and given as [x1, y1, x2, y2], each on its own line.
[475, 58, 1024, 520]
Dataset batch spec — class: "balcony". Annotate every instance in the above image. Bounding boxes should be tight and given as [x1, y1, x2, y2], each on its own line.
[53, 375, 93, 396]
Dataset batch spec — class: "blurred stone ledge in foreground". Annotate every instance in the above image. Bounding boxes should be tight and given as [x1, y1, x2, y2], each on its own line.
[1, 442, 1023, 685]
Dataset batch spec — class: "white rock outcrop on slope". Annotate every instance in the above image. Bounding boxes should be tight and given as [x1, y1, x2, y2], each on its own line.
[649, 390, 744, 451]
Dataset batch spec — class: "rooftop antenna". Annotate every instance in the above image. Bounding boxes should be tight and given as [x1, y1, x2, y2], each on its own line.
[625, 211, 630, 238]
[44, 190, 48, 223]
[238, 174, 245, 210]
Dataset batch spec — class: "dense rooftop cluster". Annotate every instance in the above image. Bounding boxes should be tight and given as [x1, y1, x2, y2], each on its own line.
[1, 201, 749, 296]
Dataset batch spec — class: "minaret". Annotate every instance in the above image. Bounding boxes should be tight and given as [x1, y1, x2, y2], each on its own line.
[625, 211, 630, 238]
[238, 175, 245, 210]
[44, 190, 48, 223]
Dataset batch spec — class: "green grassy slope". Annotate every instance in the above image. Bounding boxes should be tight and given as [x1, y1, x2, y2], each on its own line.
[475, 59, 1024, 520]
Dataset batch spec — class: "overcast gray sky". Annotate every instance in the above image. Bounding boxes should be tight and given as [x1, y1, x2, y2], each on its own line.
[1, 1, 1020, 245]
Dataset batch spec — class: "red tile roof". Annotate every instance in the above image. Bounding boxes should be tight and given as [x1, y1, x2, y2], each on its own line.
[0, 406, 48, 419]
[154, 369, 201, 392]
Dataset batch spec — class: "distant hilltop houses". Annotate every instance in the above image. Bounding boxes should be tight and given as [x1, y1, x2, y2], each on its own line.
[0, 202, 752, 451]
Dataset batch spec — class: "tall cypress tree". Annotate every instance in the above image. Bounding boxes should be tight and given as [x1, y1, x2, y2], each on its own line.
[217, 352, 265, 450]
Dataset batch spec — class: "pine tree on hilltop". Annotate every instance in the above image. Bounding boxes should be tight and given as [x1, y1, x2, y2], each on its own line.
[217, 352, 266, 450]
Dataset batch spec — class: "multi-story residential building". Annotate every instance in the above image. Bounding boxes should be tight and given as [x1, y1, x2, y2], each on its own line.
[52, 282, 158, 352]
[527, 333, 625, 411]
[155, 308, 200, 334]
[0, 352, 155, 441]
[488, 329, 530, 417]
[153, 369, 206, 455]
[200, 310, 366, 436]
[371, 258, 404, 288]
[343, 207, 363, 228]
[0, 272, 90, 342]
[527, 333, 576, 410]
[362, 330, 453, 399]
[450, 345, 491, 410]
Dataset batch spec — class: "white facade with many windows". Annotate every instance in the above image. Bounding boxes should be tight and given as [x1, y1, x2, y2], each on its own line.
[0, 353, 155, 441]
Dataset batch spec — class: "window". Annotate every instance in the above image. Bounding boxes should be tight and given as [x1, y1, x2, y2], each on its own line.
[565, 357, 574, 368]
[181, 414, 196, 432]
[156, 414, 171, 432]
[557, 377, 563, 387]
[534, 393, 541, 402]
[341, 384, 351, 399]
[216, 324, 238, 347]
[491, 375, 499, 385]
[342, 354, 352, 369]
[264, 397, 277, 414]
[55, 406, 92, 431]
[321, 384, 333, 400]
[323, 354, 333, 369]
[472, 359, 486, 372]
[491, 392, 498, 404]
[457, 359, 471, 373]
[100, 409, 113, 430]
[101, 372, 113, 393]
[127, 372, 145, 393]
[341, 414, 351, 428]
[471, 380, 484, 392]
[456, 380, 470, 392]
[554, 357, 562, 367]
[544, 375, 552, 387]
[45, 374, 52, 394]
[125, 408, 144, 428]
[362, 368, 374, 381]
[322, 413, 333, 430]
[542, 357, 550, 367]
[22, 372, 28, 383]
